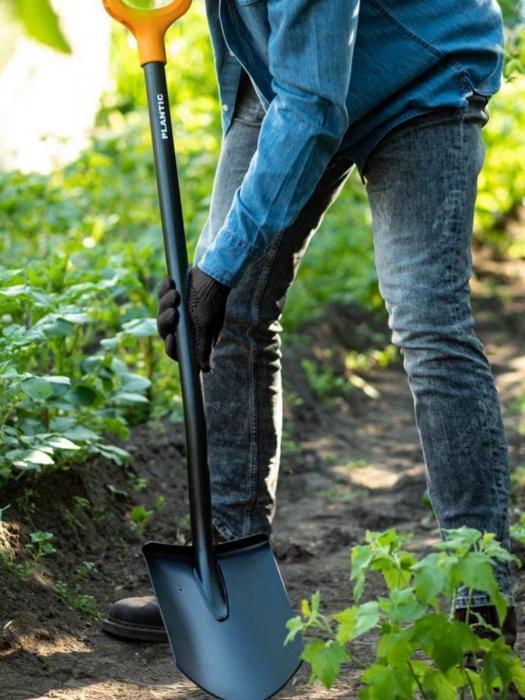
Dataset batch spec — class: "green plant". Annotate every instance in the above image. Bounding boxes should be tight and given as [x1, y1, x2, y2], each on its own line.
[73, 594, 101, 619]
[14, 490, 36, 516]
[74, 561, 98, 581]
[302, 357, 347, 401]
[25, 530, 56, 564]
[286, 527, 524, 699]
[53, 580, 102, 619]
[129, 504, 153, 536]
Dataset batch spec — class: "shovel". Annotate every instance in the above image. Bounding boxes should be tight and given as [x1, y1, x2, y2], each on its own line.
[101, 2, 303, 698]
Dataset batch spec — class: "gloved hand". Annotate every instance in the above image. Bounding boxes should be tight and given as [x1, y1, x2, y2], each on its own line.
[157, 267, 230, 372]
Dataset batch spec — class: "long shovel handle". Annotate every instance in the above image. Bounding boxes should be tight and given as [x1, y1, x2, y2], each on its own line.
[102, 2, 227, 621]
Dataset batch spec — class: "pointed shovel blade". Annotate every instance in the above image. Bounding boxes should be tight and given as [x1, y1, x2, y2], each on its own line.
[143, 533, 303, 700]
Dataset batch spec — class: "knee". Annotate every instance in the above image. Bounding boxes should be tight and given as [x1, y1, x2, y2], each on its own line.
[385, 294, 488, 378]
[218, 295, 283, 360]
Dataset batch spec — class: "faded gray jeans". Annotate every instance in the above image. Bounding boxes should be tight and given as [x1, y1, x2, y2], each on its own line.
[194, 75, 513, 609]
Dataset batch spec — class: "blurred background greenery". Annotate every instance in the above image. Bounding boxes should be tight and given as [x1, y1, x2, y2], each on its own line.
[0, 0, 524, 485]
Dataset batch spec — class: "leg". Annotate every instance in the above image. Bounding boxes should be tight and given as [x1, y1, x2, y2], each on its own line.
[364, 101, 513, 607]
[195, 73, 353, 538]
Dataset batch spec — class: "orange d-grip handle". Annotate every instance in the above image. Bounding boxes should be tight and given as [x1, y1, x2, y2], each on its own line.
[102, 0, 191, 65]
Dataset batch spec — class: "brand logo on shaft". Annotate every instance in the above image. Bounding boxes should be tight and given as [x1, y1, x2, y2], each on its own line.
[157, 94, 169, 140]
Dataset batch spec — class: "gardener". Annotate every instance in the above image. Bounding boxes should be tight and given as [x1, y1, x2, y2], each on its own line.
[103, 0, 517, 647]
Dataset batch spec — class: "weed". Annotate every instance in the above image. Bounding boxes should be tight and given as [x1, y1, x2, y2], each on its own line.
[53, 580, 102, 619]
[25, 531, 56, 564]
[74, 561, 97, 581]
[129, 504, 153, 537]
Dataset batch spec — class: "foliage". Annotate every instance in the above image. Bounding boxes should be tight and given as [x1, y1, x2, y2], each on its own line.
[287, 527, 524, 699]
[5, 0, 71, 54]
[0, 263, 156, 485]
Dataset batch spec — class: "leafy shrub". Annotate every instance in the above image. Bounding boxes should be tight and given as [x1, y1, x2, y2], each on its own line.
[287, 527, 524, 699]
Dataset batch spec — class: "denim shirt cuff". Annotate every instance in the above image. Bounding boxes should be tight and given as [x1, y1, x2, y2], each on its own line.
[197, 234, 252, 287]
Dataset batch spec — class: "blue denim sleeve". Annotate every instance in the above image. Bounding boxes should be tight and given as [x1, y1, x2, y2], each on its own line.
[198, 0, 358, 287]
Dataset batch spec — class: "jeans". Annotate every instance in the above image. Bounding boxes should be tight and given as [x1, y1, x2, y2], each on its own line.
[194, 75, 513, 609]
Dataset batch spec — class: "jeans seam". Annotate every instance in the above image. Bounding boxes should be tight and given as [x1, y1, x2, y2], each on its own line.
[449, 111, 467, 323]
[243, 233, 285, 535]
[482, 380, 511, 549]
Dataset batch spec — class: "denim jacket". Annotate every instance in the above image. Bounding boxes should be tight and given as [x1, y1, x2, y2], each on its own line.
[197, 0, 504, 287]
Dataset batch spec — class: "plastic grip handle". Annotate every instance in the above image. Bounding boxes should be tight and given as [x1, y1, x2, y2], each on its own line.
[102, 0, 191, 65]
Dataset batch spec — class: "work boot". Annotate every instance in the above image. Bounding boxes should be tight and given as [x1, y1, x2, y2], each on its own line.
[102, 595, 167, 642]
[103, 527, 230, 642]
[454, 605, 521, 697]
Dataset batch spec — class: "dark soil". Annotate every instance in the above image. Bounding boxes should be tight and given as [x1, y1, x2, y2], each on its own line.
[1, 250, 525, 699]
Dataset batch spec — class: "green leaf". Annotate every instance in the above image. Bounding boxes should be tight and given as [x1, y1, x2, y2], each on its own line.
[121, 317, 157, 337]
[412, 552, 448, 604]
[112, 391, 149, 405]
[66, 386, 98, 407]
[43, 375, 71, 387]
[63, 426, 100, 443]
[14, 0, 71, 54]
[419, 665, 462, 700]
[376, 629, 414, 665]
[119, 374, 151, 392]
[411, 615, 478, 671]
[334, 601, 379, 645]
[301, 639, 349, 689]
[46, 436, 80, 450]
[20, 377, 53, 401]
[361, 662, 415, 699]
[93, 444, 130, 465]
[350, 544, 373, 602]
[284, 616, 303, 646]
[378, 587, 426, 624]
[17, 449, 55, 466]
[301, 598, 311, 617]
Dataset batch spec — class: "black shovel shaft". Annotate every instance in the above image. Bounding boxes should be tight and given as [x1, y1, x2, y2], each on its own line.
[143, 62, 226, 619]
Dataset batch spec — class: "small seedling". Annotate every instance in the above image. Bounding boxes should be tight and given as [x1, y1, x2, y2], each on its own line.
[129, 504, 153, 536]
[74, 561, 97, 581]
[73, 594, 102, 619]
[107, 483, 128, 500]
[25, 531, 56, 564]
[53, 580, 70, 600]
[154, 495, 166, 512]
[14, 490, 36, 516]
[53, 580, 102, 619]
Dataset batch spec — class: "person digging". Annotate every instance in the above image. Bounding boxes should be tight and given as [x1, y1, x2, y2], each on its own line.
[102, 0, 518, 657]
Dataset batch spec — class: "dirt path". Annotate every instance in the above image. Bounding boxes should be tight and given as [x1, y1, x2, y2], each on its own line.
[2, 251, 525, 699]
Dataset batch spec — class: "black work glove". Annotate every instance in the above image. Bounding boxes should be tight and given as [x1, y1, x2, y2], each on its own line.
[157, 267, 230, 373]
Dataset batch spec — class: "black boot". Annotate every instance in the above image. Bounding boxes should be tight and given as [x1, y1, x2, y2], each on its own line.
[103, 527, 230, 642]
[102, 595, 167, 642]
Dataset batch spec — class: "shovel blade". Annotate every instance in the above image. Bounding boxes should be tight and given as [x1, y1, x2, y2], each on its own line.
[143, 534, 303, 700]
